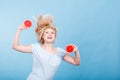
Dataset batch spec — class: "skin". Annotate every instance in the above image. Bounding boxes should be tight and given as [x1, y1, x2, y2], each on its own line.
[12, 24, 80, 66]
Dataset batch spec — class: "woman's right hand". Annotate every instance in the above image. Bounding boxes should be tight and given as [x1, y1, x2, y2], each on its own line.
[18, 24, 29, 30]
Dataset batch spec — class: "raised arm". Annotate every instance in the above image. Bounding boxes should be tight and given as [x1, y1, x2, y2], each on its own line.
[12, 24, 32, 53]
[63, 44, 80, 66]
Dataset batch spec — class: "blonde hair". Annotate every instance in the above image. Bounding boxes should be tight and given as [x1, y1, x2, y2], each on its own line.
[35, 14, 57, 44]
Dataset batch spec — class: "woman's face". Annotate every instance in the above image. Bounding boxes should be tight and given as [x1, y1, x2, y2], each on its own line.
[42, 28, 56, 43]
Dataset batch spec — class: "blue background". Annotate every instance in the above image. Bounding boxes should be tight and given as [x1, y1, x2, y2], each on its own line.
[0, 0, 120, 80]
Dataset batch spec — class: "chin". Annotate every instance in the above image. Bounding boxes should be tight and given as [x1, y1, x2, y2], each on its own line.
[46, 40, 55, 43]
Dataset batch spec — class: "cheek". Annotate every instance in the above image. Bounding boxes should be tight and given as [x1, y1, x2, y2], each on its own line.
[42, 34, 47, 38]
[52, 33, 55, 37]
[53, 34, 56, 39]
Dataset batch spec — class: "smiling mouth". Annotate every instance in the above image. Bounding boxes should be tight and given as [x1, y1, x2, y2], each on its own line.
[47, 36, 52, 39]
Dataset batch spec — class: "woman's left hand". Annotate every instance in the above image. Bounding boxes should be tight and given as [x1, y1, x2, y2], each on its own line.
[67, 44, 79, 53]
[72, 44, 79, 53]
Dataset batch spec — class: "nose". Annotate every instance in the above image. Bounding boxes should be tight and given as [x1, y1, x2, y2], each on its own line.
[48, 33, 52, 36]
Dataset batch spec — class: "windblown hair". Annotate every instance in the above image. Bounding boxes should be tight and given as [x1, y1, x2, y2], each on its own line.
[35, 14, 57, 44]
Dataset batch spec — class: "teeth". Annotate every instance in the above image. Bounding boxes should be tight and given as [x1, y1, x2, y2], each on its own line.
[47, 37, 52, 39]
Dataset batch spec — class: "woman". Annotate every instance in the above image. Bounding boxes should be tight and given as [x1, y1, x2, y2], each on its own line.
[12, 14, 80, 80]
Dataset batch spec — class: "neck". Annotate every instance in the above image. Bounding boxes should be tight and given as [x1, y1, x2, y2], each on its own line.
[42, 42, 54, 50]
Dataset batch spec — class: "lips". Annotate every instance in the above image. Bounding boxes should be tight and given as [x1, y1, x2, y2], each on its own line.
[47, 36, 52, 39]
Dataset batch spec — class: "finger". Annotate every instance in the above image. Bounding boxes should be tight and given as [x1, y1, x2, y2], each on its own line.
[71, 44, 78, 52]
[22, 23, 30, 29]
[70, 44, 76, 49]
